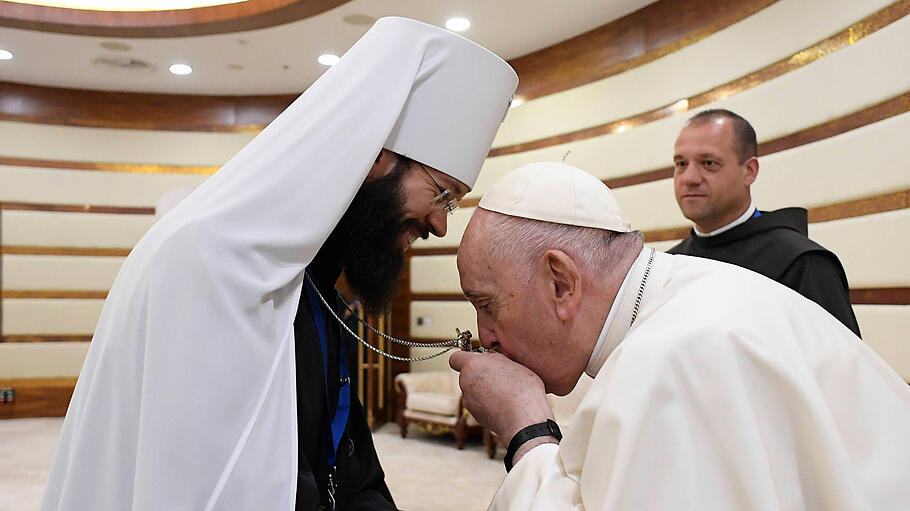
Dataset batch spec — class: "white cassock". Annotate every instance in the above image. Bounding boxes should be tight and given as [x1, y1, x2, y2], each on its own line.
[42, 17, 516, 511]
[492, 248, 910, 510]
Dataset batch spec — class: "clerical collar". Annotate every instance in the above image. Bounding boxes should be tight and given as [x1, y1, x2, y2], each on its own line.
[585, 246, 651, 377]
[694, 202, 756, 237]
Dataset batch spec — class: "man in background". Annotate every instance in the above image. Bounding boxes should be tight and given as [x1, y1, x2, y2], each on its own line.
[667, 109, 860, 336]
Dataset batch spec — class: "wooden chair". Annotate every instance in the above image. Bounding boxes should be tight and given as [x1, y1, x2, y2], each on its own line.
[394, 370, 482, 449]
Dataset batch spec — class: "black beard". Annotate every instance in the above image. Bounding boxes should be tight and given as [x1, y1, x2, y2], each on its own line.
[328, 161, 423, 313]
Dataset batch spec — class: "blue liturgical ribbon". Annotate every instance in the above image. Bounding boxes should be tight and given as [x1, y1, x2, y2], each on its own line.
[752, 208, 762, 218]
[305, 269, 351, 470]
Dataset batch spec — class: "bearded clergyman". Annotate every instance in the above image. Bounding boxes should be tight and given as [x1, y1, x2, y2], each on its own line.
[43, 17, 517, 511]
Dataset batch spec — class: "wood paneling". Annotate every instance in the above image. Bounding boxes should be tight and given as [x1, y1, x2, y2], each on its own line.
[509, 0, 778, 102]
[1, 290, 108, 299]
[0, 155, 218, 175]
[0, 202, 154, 215]
[760, 91, 910, 156]
[0, 246, 132, 257]
[851, 287, 910, 305]
[0, 82, 294, 132]
[0, 377, 77, 418]
[809, 190, 910, 224]
[490, 2, 910, 158]
[1, 335, 93, 343]
[0, 0, 349, 38]
[388, 256, 413, 420]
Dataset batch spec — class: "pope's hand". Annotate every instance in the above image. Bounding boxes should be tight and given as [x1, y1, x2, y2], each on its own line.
[449, 351, 554, 446]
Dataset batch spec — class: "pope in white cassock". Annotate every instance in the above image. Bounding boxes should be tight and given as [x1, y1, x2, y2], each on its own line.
[42, 17, 517, 511]
[450, 162, 910, 510]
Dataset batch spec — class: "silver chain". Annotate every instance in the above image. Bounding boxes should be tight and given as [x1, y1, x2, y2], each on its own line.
[630, 248, 655, 327]
[304, 273, 469, 362]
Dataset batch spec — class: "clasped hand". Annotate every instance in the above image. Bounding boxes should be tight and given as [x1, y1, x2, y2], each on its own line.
[449, 351, 554, 446]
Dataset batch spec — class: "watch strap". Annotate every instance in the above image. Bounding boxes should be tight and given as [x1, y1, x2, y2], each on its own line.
[504, 419, 562, 472]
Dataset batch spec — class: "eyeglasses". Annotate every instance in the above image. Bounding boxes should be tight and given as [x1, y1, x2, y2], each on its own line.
[416, 162, 459, 216]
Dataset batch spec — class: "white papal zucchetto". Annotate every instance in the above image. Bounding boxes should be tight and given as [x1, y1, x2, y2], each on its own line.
[479, 161, 634, 232]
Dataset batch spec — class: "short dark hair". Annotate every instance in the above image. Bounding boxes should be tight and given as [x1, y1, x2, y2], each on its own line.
[687, 109, 757, 164]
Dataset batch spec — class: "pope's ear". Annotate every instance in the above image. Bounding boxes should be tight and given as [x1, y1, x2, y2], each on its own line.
[543, 250, 582, 321]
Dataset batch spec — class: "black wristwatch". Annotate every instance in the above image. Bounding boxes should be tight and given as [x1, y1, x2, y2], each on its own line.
[504, 419, 562, 472]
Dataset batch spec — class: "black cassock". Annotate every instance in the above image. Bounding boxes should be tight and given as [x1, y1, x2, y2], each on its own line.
[668, 207, 861, 337]
[293, 246, 397, 510]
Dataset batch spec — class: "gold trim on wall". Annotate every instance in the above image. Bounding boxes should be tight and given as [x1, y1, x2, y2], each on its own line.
[0, 246, 132, 257]
[1, 290, 108, 299]
[1, 335, 92, 343]
[0, 202, 154, 215]
[0, 156, 218, 175]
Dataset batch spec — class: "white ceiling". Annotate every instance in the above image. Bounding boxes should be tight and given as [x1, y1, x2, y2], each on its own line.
[0, 0, 655, 95]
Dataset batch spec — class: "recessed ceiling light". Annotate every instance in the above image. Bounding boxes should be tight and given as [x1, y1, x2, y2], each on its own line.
[445, 18, 470, 32]
[169, 63, 192, 75]
[318, 54, 340, 66]
[0, 49, 13, 61]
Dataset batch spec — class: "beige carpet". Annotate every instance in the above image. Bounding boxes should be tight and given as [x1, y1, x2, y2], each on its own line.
[0, 418, 505, 511]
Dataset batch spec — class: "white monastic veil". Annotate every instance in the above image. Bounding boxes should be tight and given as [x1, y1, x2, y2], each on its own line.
[43, 18, 516, 511]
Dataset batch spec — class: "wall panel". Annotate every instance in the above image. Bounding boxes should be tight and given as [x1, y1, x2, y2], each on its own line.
[810, 209, 910, 288]
[0, 121, 253, 166]
[1, 210, 154, 247]
[2, 299, 105, 335]
[0, 343, 89, 378]
[2, 255, 125, 291]
[855, 305, 910, 380]
[410, 255, 461, 294]
[409, 301, 477, 340]
[0, 165, 209, 207]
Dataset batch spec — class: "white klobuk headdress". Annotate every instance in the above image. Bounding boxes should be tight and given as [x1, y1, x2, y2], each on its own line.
[43, 17, 517, 511]
[479, 161, 633, 232]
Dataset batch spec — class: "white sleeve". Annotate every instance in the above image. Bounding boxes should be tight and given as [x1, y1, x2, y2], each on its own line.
[488, 443, 583, 511]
